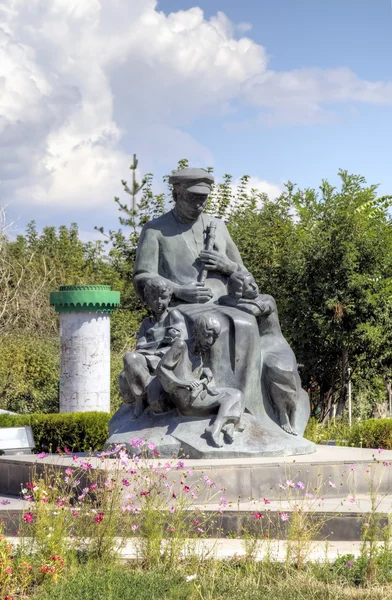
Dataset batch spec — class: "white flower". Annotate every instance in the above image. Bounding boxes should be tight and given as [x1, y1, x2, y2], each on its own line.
[22, 488, 28, 494]
[186, 574, 197, 582]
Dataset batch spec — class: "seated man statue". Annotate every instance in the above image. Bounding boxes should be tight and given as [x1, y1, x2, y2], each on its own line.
[219, 271, 302, 436]
[156, 313, 244, 448]
[120, 277, 187, 418]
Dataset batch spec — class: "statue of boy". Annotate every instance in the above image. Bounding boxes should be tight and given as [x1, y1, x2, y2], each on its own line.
[219, 272, 302, 436]
[156, 313, 244, 447]
[120, 278, 187, 417]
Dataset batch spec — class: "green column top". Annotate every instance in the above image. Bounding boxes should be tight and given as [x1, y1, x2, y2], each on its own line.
[50, 285, 120, 314]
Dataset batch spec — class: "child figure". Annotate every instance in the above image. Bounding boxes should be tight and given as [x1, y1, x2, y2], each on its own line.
[156, 313, 244, 448]
[219, 272, 301, 436]
[120, 278, 187, 417]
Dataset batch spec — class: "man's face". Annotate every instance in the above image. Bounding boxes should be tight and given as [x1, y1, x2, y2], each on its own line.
[176, 186, 208, 221]
[242, 276, 259, 299]
[195, 326, 219, 351]
[148, 288, 171, 316]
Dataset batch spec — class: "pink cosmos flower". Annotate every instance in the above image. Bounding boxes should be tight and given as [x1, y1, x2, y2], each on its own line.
[170, 506, 175, 514]
[254, 512, 262, 520]
[286, 480, 295, 488]
[296, 481, 305, 489]
[197, 527, 204, 533]
[80, 462, 93, 471]
[364, 522, 370, 527]
[280, 513, 289, 522]
[23, 512, 34, 523]
[65, 468, 73, 476]
[147, 442, 156, 450]
[263, 498, 271, 504]
[94, 512, 104, 523]
[350, 465, 357, 471]
[305, 493, 314, 499]
[328, 481, 336, 488]
[183, 486, 190, 494]
[377, 448, 384, 454]
[177, 461, 185, 470]
[71, 510, 79, 517]
[168, 526, 175, 532]
[0, 499, 10, 505]
[346, 560, 353, 568]
[122, 479, 130, 487]
[131, 524, 139, 531]
[384, 461, 390, 467]
[37, 452, 48, 459]
[347, 497, 355, 504]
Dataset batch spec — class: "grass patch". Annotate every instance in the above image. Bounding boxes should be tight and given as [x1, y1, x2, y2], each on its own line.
[32, 561, 392, 600]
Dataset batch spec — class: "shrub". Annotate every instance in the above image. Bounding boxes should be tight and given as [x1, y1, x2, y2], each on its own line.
[0, 334, 59, 414]
[0, 412, 109, 453]
[347, 418, 392, 450]
[305, 417, 392, 450]
[304, 418, 350, 445]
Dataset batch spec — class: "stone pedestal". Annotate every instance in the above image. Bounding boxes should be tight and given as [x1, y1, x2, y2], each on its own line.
[50, 285, 120, 413]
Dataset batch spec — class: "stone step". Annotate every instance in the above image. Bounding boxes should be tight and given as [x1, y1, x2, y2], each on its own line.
[1, 446, 391, 501]
[1, 535, 386, 562]
[1, 493, 390, 541]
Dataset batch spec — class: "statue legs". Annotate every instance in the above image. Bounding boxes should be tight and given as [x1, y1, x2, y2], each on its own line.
[122, 352, 170, 417]
[202, 388, 244, 448]
[122, 352, 153, 418]
[263, 351, 300, 436]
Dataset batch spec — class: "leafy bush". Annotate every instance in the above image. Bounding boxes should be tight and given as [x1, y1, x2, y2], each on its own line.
[305, 417, 392, 450]
[0, 412, 109, 453]
[347, 418, 392, 450]
[0, 334, 59, 414]
[304, 418, 350, 445]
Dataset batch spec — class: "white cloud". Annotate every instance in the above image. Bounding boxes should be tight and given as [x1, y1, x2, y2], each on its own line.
[244, 67, 392, 125]
[1, 0, 392, 212]
[245, 176, 282, 200]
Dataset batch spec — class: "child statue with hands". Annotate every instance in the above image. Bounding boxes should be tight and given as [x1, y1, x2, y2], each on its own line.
[219, 272, 302, 436]
[120, 278, 187, 417]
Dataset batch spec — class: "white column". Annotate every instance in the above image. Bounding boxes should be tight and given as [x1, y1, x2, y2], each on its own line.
[59, 312, 111, 413]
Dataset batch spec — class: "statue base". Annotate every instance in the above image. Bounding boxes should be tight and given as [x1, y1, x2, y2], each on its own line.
[106, 405, 316, 459]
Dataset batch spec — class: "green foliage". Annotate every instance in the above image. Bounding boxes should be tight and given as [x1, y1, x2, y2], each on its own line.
[347, 418, 392, 450]
[0, 412, 109, 452]
[305, 417, 392, 449]
[0, 334, 59, 413]
[304, 418, 350, 445]
[32, 562, 390, 600]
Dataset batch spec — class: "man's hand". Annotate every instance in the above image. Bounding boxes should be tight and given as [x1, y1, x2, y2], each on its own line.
[201, 368, 213, 383]
[188, 380, 202, 390]
[175, 281, 213, 303]
[199, 250, 237, 276]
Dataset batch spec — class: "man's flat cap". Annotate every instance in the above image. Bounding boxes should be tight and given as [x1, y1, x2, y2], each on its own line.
[169, 168, 214, 195]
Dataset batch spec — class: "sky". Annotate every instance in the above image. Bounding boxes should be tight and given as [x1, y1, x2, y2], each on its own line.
[1, 0, 392, 241]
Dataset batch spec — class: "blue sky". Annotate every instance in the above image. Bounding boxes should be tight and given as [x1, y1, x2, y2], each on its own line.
[2, 0, 392, 240]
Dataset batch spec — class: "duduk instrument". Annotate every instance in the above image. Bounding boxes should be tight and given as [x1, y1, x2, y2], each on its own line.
[198, 219, 218, 285]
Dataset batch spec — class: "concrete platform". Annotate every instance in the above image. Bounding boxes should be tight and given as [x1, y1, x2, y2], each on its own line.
[0, 491, 389, 540]
[1, 446, 391, 541]
[1, 446, 391, 499]
[0, 535, 386, 561]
